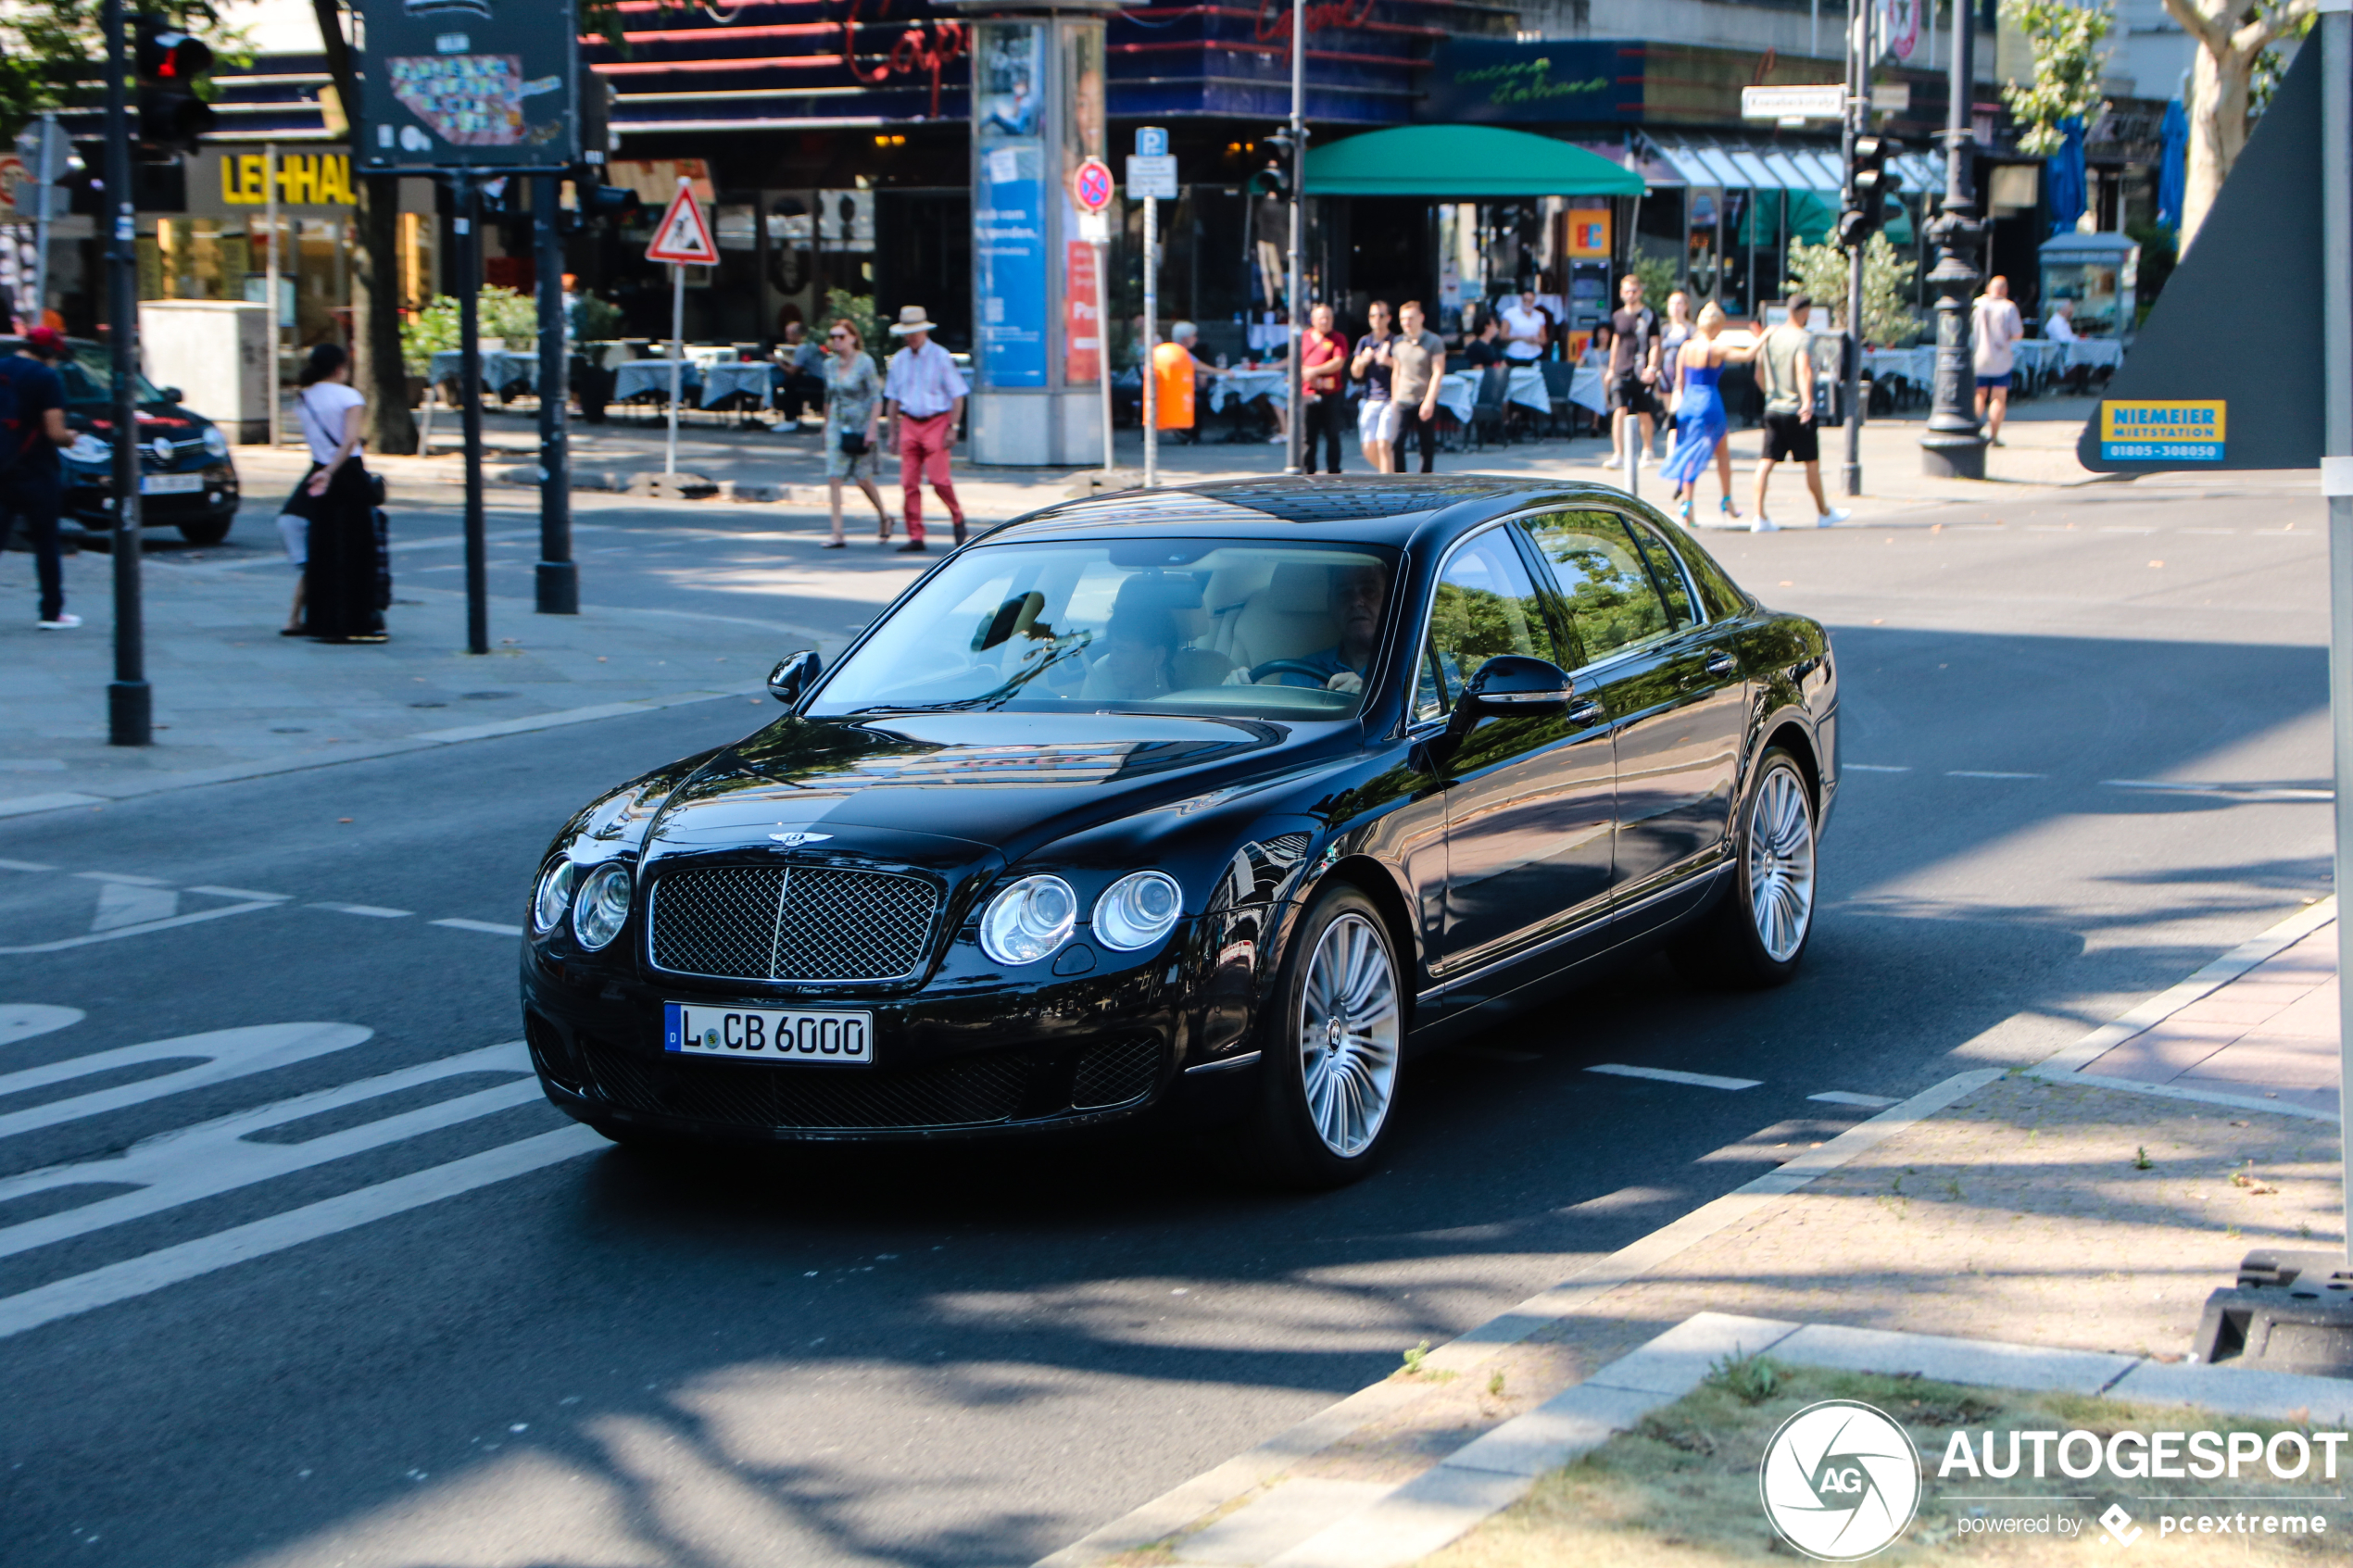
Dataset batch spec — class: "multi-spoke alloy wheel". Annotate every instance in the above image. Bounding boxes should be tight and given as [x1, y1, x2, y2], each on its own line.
[1744, 762, 1816, 963]
[1296, 911, 1402, 1158]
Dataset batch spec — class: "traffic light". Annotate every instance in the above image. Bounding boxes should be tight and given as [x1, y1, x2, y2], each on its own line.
[1837, 134, 1902, 250]
[134, 16, 216, 157]
[565, 182, 641, 233]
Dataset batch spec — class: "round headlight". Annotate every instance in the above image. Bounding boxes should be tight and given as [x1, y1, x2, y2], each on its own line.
[572, 862, 634, 950]
[201, 426, 229, 459]
[68, 433, 108, 465]
[1093, 871, 1183, 951]
[532, 859, 577, 934]
[979, 874, 1076, 966]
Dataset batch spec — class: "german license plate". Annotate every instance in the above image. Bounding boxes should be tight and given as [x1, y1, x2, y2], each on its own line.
[141, 472, 204, 495]
[663, 1002, 873, 1066]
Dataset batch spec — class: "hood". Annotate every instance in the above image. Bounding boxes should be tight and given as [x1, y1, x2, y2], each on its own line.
[644, 710, 1327, 864]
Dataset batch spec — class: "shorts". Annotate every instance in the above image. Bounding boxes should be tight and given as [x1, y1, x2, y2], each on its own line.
[1761, 411, 1820, 465]
[1357, 398, 1401, 445]
[825, 433, 878, 482]
[1608, 374, 1661, 417]
[1976, 371, 2012, 391]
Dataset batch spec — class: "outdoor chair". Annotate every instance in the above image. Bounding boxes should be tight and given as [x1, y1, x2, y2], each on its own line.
[1539, 361, 1578, 440]
[1467, 365, 1512, 451]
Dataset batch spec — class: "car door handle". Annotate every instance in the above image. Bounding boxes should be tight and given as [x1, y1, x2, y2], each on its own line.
[1703, 652, 1738, 678]
[1567, 699, 1604, 725]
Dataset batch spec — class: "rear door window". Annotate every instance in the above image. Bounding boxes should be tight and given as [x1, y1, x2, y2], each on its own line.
[1517, 511, 1676, 668]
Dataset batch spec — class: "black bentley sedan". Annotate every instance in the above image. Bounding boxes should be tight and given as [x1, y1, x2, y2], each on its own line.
[521, 478, 1837, 1185]
[1, 334, 243, 545]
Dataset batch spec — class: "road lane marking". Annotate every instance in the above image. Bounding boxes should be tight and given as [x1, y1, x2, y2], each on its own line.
[0, 859, 58, 872]
[1587, 1064, 1762, 1091]
[0, 1044, 539, 1263]
[432, 918, 524, 936]
[71, 872, 172, 886]
[1808, 1091, 1901, 1108]
[1843, 764, 1910, 772]
[2103, 779, 2333, 802]
[0, 1124, 604, 1341]
[0, 1006, 82, 1048]
[0, 898, 283, 954]
[0, 795, 105, 819]
[311, 903, 414, 919]
[0, 1022, 372, 1140]
[183, 886, 293, 901]
[91, 883, 178, 933]
[1945, 770, 2045, 779]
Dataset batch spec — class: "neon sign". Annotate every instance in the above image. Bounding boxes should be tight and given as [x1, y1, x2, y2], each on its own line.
[843, 0, 968, 118]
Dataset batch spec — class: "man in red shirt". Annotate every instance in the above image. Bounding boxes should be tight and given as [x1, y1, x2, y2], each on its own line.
[1299, 304, 1347, 473]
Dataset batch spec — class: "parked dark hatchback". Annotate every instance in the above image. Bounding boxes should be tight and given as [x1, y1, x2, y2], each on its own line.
[1, 335, 242, 545]
[520, 478, 1838, 1185]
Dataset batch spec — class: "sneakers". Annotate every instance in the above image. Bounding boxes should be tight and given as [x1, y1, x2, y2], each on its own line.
[36, 612, 81, 630]
[1817, 508, 1852, 528]
[1751, 516, 1781, 533]
[895, 540, 926, 554]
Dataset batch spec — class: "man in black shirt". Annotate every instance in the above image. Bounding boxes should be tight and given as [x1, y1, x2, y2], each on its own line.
[0, 326, 76, 629]
[1606, 274, 1662, 471]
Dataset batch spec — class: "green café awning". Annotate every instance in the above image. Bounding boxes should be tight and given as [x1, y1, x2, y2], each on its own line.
[1303, 125, 1645, 198]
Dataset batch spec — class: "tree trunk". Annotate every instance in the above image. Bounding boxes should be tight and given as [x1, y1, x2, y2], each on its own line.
[2181, 41, 2256, 250]
[353, 176, 419, 454]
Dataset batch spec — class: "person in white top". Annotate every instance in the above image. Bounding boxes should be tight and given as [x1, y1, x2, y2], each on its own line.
[1970, 275, 2025, 447]
[1499, 290, 1548, 363]
[2044, 298, 2078, 343]
[287, 342, 383, 642]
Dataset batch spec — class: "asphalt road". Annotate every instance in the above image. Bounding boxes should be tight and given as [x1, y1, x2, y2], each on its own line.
[0, 475, 2332, 1567]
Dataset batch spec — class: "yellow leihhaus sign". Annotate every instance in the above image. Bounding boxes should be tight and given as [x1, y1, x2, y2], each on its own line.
[210, 149, 356, 210]
[2098, 399, 2226, 462]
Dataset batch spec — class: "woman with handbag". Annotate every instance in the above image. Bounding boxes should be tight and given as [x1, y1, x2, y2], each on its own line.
[292, 343, 385, 643]
[820, 318, 891, 547]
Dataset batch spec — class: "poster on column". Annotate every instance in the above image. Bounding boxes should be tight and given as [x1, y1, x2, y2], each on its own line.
[975, 22, 1047, 389]
[1064, 239, 1100, 383]
[1059, 24, 1108, 386]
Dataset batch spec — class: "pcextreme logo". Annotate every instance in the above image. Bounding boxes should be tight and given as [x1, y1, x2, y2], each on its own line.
[1759, 1400, 1923, 1561]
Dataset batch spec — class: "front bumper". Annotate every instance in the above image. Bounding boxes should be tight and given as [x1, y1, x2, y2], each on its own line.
[62, 463, 241, 531]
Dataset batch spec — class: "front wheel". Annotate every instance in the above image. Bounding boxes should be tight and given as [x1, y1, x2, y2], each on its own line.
[1670, 746, 1818, 988]
[176, 516, 233, 546]
[1241, 884, 1405, 1188]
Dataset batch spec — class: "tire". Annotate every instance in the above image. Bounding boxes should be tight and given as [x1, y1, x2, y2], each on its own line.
[581, 1114, 687, 1153]
[1240, 884, 1406, 1188]
[1670, 746, 1818, 988]
[176, 516, 233, 546]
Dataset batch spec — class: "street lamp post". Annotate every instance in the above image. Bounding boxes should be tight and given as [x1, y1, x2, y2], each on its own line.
[1919, 0, 1988, 479]
[1283, 0, 1306, 478]
[103, 0, 149, 746]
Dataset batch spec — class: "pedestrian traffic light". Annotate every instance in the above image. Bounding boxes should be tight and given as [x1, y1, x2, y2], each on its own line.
[133, 16, 217, 158]
[1837, 134, 1902, 250]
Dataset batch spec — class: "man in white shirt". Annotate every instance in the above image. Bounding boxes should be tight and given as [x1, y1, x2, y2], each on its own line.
[883, 305, 970, 552]
[2044, 298, 2078, 342]
[1970, 275, 2025, 447]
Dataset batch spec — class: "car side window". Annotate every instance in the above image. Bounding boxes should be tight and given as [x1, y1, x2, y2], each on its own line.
[1518, 511, 1676, 667]
[1619, 517, 1699, 629]
[1416, 527, 1559, 721]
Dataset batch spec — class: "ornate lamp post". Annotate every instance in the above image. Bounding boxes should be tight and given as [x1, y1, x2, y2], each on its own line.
[1919, 0, 1988, 479]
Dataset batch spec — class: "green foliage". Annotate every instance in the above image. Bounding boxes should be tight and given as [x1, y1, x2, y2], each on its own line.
[2124, 220, 2178, 308]
[1785, 233, 1922, 346]
[1703, 1350, 1784, 1405]
[2251, 11, 2315, 117]
[574, 292, 623, 343]
[1998, 0, 2112, 158]
[398, 288, 541, 376]
[0, 0, 251, 142]
[1624, 251, 1682, 310]
[824, 288, 885, 361]
[1401, 1340, 1431, 1374]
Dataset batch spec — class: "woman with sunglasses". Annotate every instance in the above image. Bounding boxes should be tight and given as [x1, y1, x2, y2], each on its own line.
[821, 318, 892, 547]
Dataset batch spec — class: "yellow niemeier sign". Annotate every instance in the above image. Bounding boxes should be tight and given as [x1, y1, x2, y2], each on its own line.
[2099, 400, 2225, 462]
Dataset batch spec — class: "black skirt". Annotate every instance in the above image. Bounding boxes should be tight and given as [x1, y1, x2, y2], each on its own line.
[302, 460, 384, 641]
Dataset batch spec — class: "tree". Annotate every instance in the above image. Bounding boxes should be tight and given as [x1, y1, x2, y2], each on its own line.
[309, 0, 419, 455]
[1786, 234, 1922, 347]
[1997, 0, 2111, 157]
[2159, 0, 2318, 247]
[1, 1, 244, 145]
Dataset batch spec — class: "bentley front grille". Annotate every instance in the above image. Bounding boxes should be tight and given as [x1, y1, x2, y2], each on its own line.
[650, 864, 939, 982]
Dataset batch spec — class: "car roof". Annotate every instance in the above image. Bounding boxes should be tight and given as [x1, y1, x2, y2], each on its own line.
[986, 476, 1652, 548]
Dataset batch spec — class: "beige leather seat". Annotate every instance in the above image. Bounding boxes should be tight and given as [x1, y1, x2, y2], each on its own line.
[1214, 561, 1340, 674]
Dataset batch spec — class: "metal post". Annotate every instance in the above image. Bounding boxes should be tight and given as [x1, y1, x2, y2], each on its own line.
[535, 174, 576, 613]
[1842, 0, 1869, 496]
[2319, 0, 2353, 1267]
[666, 177, 686, 478]
[456, 175, 489, 656]
[1142, 193, 1159, 487]
[1919, 0, 1987, 478]
[1097, 233, 1114, 475]
[1284, 0, 1306, 477]
[264, 140, 281, 449]
[31, 115, 59, 340]
[102, 0, 147, 745]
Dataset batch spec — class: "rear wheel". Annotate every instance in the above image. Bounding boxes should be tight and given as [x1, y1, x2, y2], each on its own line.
[1670, 746, 1818, 988]
[176, 516, 233, 546]
[1241, 884, 1404, 1188]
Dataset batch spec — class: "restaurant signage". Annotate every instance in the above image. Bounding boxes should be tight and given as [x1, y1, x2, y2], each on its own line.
[189, 147, 357, 215]
[1422, 39, 1631, 125]
[354, 0, 579, 172]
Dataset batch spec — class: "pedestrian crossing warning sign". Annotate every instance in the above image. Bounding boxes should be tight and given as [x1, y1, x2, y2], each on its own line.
[646, 183, 718, 266]
[2098, 400, 2225, 463]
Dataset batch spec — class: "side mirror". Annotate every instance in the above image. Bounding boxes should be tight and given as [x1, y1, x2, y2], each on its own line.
[1454, 655, 1573, 724]
[156, 387, 183, 405]
[767, 649, 822, 706]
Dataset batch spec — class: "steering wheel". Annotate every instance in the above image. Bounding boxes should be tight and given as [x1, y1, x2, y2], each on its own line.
[1250, 659, 1336, 687]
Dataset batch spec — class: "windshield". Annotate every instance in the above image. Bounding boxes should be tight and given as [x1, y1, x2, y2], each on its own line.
[810, 539, 1400, 720]
[58, 345, 165, 408]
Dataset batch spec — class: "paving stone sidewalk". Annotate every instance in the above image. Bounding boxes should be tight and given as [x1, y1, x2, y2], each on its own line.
[1043, 900, 2350, 1567]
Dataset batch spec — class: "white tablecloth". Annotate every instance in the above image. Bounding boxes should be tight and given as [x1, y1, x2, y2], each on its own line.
[699, 363, 775, 409]
[1431, 366, 1574, 424]
[1860, 347, 1934, 384]
[612, 359, 705, 403]
[2067, 339, 2123, 370]
[1206, 369, 1290, 413]
[429, 349, 537, 394]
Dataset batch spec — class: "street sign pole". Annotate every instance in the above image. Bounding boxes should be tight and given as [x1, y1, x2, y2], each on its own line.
[1097, 229, 1114, 476]
[1142, 193, 1158, 488]
[535, 173, 576, 613]
[102, 0, 148, 746]
[638, 176, 724, 476]
[30, 115, 63, 337]
[456, 174, 489, 657]
[1842, 0, 1870, 497]
[2321, 0, 2353, 1269]
[1284, 0, 1306, 478]
[264, 140, 281, 450]
[666, 256, 684, 476]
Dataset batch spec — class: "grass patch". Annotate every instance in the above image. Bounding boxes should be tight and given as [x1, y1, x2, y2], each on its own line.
[1423, 1364, 2353, 1564]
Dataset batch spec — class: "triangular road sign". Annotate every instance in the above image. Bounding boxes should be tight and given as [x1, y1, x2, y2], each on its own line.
[646, 185, 719, 266]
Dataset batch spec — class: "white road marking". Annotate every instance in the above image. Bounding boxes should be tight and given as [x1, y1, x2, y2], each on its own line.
[91, 883, 179, 933]
[2103, 779, 2333, 803]
[1808, 1090, 1902, 1109]
[0, 1044, 539, 1263]
[183, 886, 293, 901]
[0, 1006, 83, 1048]
[432, 918, 524, 936]
[0, 795, 105, 820]
[0, 1022, 372, 1140]
[0, 1124, 604, 1340]
[0, 859, 57, 872]
[1945, 770, 2045, 780]
[72, 872, 172, 887]
[1587, 1063, 1762, 1091]
[0, 898, 283, 955]
[1843, 764, 1910, 772]
[311, 903, 413, 919]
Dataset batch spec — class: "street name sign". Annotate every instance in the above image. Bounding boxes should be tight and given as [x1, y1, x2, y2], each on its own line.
[1742, 84, 1843, 120]
[646, 185, 719, 266]
[1126, 154, 1178, 200]
[354, 0, 579, 172]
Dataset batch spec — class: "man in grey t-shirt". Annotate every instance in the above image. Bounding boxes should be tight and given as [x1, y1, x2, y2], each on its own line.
[1750, 295, 1850, 533]
[1388, 300, 1446, 474]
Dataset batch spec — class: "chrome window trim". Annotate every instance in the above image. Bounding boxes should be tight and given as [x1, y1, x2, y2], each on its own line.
[645, 862, 943, 985]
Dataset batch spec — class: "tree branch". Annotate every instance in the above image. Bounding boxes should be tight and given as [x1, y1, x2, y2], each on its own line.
[2231, 0, 2318, 58]
[308, 0, 355, 111]
[2158, 0, 2232, 56]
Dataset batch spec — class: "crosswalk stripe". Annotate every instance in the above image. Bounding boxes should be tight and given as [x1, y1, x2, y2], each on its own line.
[0, 1124, 605, 1341]
[0, 1022, 372, 1140]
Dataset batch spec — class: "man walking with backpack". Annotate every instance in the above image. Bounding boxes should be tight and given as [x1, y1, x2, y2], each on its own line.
[0, 327, 78, 629]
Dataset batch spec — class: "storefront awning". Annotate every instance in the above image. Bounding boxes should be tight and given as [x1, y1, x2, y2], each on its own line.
[1304, 125, 1645, 196]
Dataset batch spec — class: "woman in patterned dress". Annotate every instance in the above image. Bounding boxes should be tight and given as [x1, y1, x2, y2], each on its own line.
[820, 319, 892, 547]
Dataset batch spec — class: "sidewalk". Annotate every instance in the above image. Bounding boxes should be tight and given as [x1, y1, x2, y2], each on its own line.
[1043, 899, 2349, 1566]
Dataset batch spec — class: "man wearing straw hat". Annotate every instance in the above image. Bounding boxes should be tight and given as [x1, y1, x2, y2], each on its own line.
[882, 304, 970, 552]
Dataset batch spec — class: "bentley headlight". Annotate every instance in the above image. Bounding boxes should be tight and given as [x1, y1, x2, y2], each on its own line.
[572, 862, 634, 950]
[201, 425, 230, 459]
[1093, 871, 1182, 951]
[532, 859, 577, 934]
[979, 874, 1076, 965]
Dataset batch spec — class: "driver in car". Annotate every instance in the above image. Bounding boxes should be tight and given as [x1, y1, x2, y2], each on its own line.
[1243, 561, 1388, 694]
[1081, 579, 1184, 701]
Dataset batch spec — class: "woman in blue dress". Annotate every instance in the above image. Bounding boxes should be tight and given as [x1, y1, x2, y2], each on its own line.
[1659, 301, 1759, 527]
